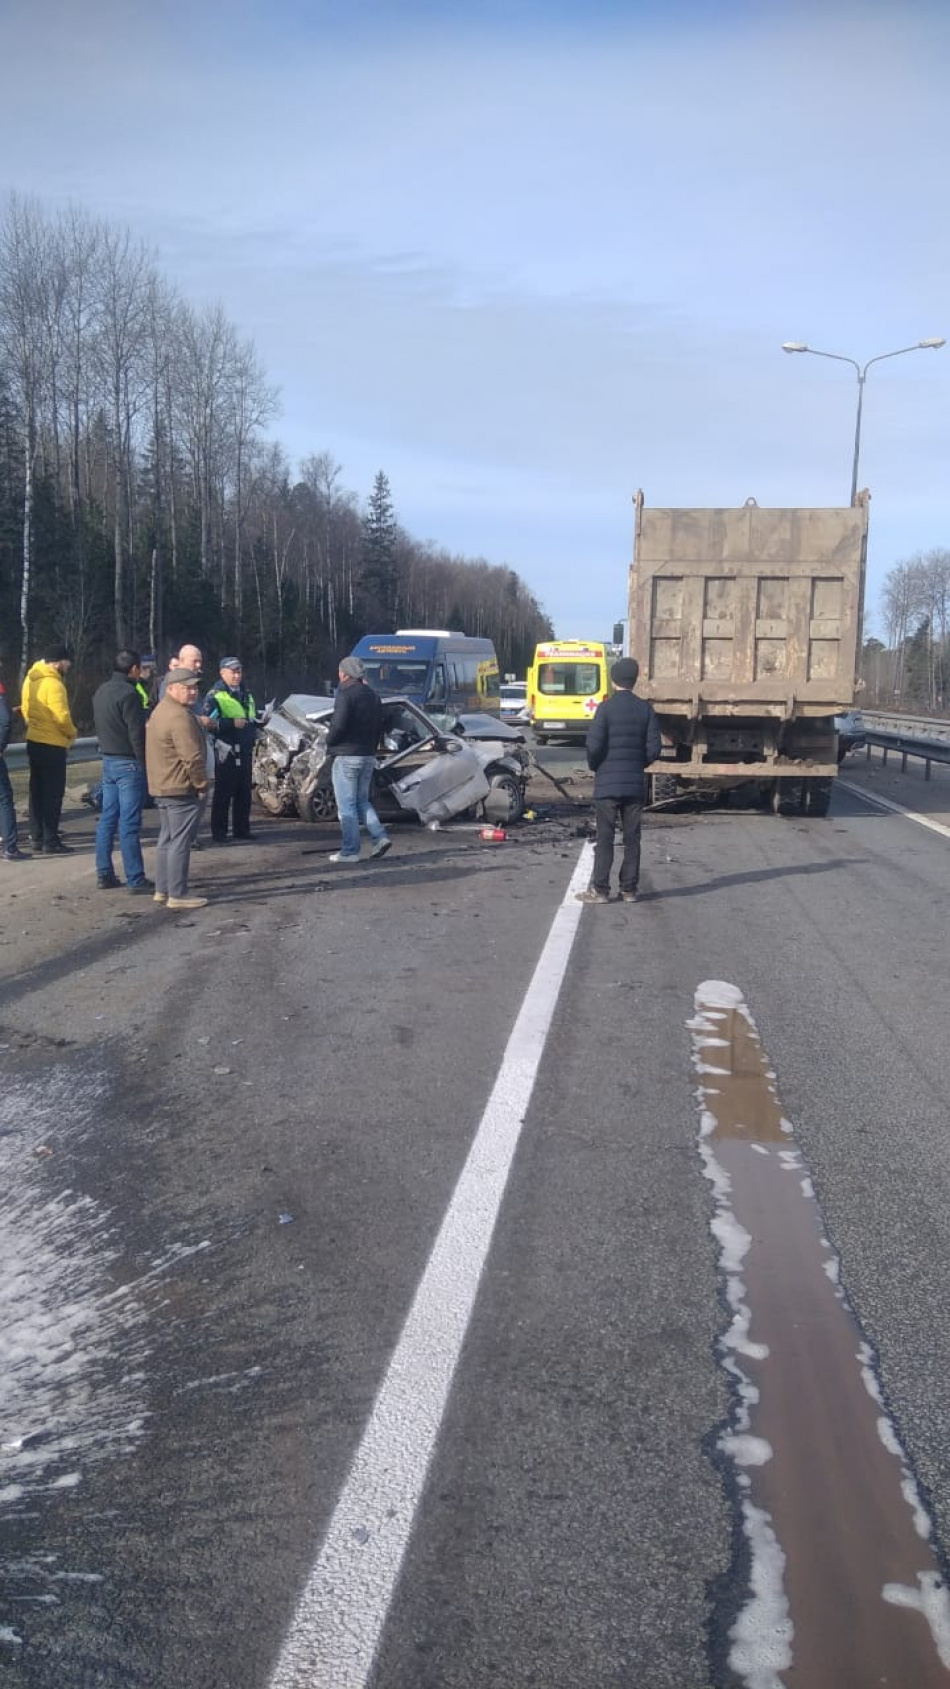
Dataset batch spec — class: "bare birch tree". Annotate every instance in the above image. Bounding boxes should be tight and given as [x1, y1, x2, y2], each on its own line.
[94, 224, 152, 645]
[0, 195, 51, 677]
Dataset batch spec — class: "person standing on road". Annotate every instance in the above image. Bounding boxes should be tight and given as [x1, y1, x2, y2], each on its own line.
[91, 651, 154, 894]
[84, 652, 159, 817]
[579, 656, 661, 905]
[20, 644, 77, 855]
[146, 668, 210, 912]
[137, 654, 159, 712]
[0, 657, 26, 862]
[205, 658, 259, 844]
[161, 644, 215, 846]
[325, 656, 391, 863]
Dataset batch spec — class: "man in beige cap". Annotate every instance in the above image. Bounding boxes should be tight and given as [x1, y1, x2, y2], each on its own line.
[145, 669, 210, 911]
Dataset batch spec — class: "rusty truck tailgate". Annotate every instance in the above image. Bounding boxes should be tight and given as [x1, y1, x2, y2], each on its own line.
[629, 497, 869, 719]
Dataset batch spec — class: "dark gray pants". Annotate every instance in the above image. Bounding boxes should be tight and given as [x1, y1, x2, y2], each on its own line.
[190, 787, 209, 845]
[592, 796, 644, 895]
[155, 796, 199, 898]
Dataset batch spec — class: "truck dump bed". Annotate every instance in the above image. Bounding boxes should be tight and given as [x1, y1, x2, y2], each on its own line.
[629, 493, 868, 719]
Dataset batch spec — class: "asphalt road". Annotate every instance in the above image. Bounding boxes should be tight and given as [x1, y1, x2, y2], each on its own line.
[1, 753, 949, 1688]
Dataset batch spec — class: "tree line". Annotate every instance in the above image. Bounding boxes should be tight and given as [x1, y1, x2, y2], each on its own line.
[866, 550, 950, 711]
[0, 193, 553, 722]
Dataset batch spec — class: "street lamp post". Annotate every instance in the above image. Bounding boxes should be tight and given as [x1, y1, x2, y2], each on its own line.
[781, 338, 945, 505]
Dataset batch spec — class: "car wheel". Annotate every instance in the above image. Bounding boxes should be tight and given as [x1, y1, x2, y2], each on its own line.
[484, 773, 525, 824]
[297, 780, 338, 823]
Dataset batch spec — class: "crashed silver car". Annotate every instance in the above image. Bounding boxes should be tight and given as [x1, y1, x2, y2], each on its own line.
[253, 694, 529, 827]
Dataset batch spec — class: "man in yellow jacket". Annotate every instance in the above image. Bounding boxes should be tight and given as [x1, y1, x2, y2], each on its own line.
[21, 644, 77, 854]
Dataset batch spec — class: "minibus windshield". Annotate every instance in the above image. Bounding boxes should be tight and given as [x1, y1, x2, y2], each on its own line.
[360, 660, 430, 694]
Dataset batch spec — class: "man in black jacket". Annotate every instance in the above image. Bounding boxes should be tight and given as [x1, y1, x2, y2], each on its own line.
[579, 656, 661, 904]
[92, 650, 153, 893]
[325, 656, 391, 863]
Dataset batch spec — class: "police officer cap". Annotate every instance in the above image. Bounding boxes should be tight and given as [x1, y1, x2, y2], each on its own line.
[220, 656, 242, 669]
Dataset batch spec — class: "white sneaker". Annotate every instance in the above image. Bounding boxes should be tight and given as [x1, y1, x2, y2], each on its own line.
[327, 852, 359, 863]
[370, 838, 392, 859]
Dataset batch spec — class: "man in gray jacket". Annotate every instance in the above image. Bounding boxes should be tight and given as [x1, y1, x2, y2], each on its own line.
[579, 657, 661, 905]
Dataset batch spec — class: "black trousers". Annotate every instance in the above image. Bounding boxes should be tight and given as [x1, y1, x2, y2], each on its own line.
[27, 742, 68, 846]
[211, 748, 253, 839]
[592, 796, 644, 894]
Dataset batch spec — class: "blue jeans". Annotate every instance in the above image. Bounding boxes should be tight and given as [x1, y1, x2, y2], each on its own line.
[95, 757, 147, 885]
[331, 756, 388, 858]
[0, 756, 17, 853]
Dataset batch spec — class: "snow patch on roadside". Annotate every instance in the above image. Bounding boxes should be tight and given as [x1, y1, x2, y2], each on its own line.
[0, 1071, 152, 1530]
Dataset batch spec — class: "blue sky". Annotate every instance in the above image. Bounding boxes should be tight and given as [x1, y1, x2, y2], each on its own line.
[1, 0, 948, 641]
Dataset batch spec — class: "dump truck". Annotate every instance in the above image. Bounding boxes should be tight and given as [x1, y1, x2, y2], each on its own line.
[628, 490, 869, 815]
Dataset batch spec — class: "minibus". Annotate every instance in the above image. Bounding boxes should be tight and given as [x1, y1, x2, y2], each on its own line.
[349, 630, 500, 722]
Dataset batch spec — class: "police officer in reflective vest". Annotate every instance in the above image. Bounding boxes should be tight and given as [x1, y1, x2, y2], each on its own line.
[136, 654, 158, 713]
[205, 657, 259, 843]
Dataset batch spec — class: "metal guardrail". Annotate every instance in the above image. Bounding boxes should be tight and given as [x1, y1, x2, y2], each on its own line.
[5, 737, 100, 771]
[858, 711, 950, 778]
[863, 710, 950, 745]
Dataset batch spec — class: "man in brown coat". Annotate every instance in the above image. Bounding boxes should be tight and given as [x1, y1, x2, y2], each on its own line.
[145, 668, 210, 911]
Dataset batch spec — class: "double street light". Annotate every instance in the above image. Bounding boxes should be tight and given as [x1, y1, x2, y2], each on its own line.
[782, 337, 946, 505]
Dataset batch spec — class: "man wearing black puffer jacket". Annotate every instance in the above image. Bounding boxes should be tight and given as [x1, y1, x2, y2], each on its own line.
[579, 656, 661, 905]
[325, 656, 391, 863]
[92, 651, 153, 893]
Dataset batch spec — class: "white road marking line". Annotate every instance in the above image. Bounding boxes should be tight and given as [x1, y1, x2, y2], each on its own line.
[838, 779, 950, 840]
[268, 842, 594, 1689]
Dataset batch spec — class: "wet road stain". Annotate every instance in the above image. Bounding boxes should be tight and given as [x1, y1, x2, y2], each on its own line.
[691, 980, 950, 1688]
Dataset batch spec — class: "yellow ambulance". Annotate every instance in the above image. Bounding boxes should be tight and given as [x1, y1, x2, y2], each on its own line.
[527, 640, 610, 744]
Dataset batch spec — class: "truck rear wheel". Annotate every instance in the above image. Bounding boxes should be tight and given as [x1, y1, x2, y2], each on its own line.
[771, 780, 804, 816]
[804, 777, 833, 817]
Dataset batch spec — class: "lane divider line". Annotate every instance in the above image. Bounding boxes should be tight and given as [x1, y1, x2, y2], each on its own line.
[837, 779, 950, 841]
[268, 842, 594, 1689]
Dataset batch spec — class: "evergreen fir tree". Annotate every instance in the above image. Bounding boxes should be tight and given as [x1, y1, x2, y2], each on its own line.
[361, 470, 398, 625]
